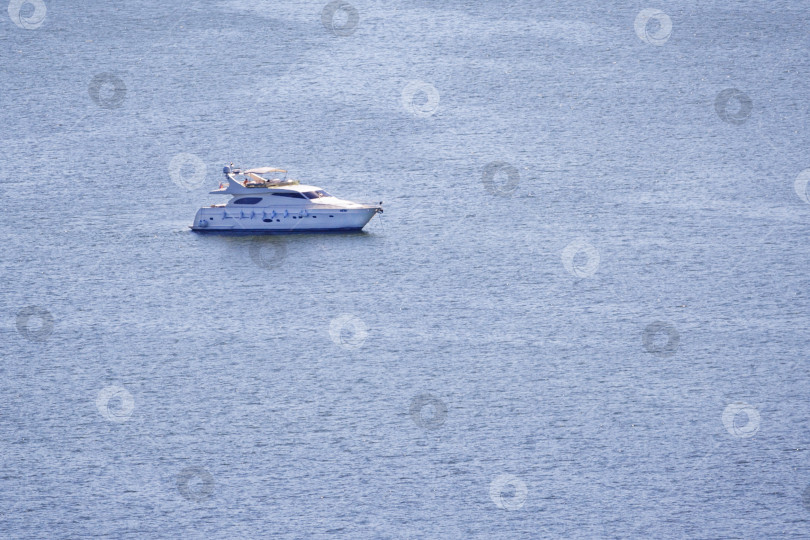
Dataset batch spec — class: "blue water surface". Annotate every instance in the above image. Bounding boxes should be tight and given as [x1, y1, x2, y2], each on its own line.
[1, 1, 809, 538]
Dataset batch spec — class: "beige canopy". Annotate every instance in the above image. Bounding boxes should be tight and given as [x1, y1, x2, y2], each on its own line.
[246, 172, 267, 183]
[244, 167, 286, 174]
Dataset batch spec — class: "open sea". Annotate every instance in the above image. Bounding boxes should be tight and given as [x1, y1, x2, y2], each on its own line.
[2, 1, 810, 538]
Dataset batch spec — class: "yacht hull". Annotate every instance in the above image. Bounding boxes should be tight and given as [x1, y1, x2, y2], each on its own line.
[190, 206, 379, 233]
[191, 227, 365, 234]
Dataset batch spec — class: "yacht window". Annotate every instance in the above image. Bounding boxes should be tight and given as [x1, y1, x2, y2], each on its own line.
[303, 190, 332, 199]
[233, 197, 262, 205]
[272, 192, 307, 199]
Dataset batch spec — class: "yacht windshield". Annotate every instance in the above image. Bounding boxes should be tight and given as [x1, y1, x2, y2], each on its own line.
[303, 190, 332, 199]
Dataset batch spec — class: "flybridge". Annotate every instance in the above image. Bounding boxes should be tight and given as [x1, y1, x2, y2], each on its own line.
[210, 165, 300, 195]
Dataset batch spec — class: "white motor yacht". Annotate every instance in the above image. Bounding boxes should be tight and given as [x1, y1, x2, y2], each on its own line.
[191, 165, 383, 233]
